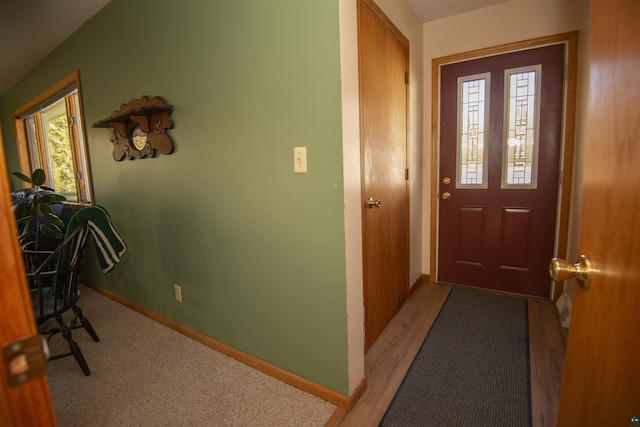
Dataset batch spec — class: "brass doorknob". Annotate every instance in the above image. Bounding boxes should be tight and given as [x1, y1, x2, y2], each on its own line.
[549, 255, 593, 288]
[441, 192, 451, 200]
[366, 197, 381, 209]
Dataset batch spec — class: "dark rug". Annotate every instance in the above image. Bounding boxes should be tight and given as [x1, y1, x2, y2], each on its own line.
[379, 287, 531, 427]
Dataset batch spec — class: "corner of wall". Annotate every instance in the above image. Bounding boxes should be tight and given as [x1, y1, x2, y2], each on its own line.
[339, 0, 366, 396]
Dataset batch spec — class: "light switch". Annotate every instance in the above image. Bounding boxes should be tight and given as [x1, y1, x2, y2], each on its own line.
[294, 147, 307, 173]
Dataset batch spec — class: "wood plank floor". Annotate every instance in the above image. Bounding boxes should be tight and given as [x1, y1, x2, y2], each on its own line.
[329, 280, 566, 427]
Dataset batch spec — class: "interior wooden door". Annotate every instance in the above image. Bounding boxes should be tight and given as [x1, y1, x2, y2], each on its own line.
[437, 45, 565, 298]
[358, 0, 410, 350]
[0, 125, 58, 426]
[556, 0, 640, 423]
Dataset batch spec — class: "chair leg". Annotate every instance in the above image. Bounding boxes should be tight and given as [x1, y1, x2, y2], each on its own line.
[55, 315, 91, 376]
[71, 305, 100, 342]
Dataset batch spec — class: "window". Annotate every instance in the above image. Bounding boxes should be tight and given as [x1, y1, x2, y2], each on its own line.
[502, 65, 542, 189]
[456, 73, 490, 189]
[14, 71, 93, 203]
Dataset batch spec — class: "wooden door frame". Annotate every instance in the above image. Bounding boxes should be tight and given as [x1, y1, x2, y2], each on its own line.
[429, 32, 579, 300]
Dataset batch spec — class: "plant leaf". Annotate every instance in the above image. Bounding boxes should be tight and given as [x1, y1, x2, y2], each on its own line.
[16, 211, 38, 224]
[43, 212, 65, 227]
[18, 231, 35, 250]
[19, 239, 35, 250]
[40, 223, 63, 240]
[31, 169, 46, 186]
[12, 172, 32, 183]
[40, 193, 67, 204]
[39, 203, 54, 216]
[18, 230, 35, 240]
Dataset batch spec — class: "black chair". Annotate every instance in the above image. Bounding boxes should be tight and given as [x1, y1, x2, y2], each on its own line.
[23, 219, 100, 376]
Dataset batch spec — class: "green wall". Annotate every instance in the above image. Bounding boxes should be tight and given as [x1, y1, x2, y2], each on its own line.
[1, 0, 348, 394]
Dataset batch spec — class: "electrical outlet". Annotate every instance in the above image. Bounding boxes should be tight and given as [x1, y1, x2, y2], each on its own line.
[174, 285, 182, 302]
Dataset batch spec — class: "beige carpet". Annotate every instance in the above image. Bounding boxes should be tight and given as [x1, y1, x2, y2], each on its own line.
[45, 285, 336, 427]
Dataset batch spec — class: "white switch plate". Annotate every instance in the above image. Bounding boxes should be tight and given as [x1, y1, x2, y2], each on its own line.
[294, 147, 307, 173]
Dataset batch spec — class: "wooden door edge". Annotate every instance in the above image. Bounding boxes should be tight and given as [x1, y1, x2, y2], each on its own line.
[0, 123, 58, 426]
[358, 0, 412, 348]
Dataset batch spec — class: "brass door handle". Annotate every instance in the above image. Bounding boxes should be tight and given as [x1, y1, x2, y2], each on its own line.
[366, 197, 381, 209]
[441, 192, 451, 200]
[549, 255, 593, 288]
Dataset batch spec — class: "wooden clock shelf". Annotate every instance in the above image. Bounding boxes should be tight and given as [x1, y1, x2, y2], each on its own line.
[92, 96, 174, 161]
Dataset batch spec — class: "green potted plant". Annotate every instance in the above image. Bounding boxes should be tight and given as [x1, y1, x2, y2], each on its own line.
[12, 168, 67, 251]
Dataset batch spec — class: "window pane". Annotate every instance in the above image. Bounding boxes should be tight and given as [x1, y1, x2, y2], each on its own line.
[25, 116, 40, 170]
[503, 66, 541, 188]
[457, 74, 489, 188]
[15, 71, 93, 204]
[67, 92, 90, 202]
[41, 98, 78, 201]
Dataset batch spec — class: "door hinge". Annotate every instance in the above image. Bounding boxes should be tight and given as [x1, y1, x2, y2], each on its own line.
[68, 116, 77, 125]
[405, 168, 409, 180]
[2, 334, 49, 387]
[404, 71, 409, 84]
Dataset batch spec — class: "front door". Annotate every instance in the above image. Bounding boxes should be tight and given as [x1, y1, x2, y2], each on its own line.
[438, 45, 565, 297]
[557, 0, 640, 423]
[358, 0, 410, 350]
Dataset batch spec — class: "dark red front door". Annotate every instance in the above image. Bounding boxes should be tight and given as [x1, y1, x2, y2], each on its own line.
[438, 44, 565, 297]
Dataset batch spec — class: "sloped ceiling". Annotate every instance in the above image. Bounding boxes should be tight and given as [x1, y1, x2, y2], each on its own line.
[0, 0, 508, 96]
[0, 0, 111, 95]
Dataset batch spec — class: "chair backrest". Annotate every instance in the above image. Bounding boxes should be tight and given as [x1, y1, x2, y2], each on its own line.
[24, 219, 90, 321]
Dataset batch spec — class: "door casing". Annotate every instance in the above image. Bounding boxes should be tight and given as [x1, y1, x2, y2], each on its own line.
[430, 32, 579, 300]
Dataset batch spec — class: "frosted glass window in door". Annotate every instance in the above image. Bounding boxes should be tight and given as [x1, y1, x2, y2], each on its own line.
[503, 66, 541, 188]
[457, 74, 489, 188]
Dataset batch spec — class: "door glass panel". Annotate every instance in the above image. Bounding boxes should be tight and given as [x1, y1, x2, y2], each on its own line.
[457, 74, 490, 189]
[503, 65, 541, 188]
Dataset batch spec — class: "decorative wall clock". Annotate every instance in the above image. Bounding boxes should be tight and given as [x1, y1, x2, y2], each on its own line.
[93, 96, 174, 161]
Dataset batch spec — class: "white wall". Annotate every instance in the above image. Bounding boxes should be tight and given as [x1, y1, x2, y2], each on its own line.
[339, 0, 424, 395]
[422, 0, 588, 276]
[339, 0, 365, 397]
